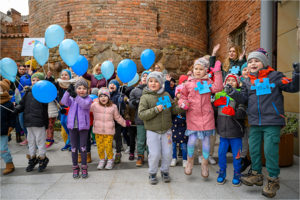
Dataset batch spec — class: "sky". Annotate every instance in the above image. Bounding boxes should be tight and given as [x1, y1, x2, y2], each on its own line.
[0, 0, 29, 15]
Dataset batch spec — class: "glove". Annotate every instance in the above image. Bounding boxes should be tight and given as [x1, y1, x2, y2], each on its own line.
[60, 108, 67, 114]
[222, 106, 235, 116]
[67, 83, 75, 94]
[214, 96, 227, 107]
[132, 99, 139, 106]
[12, 108, 19, 116]
[293, 62, 299, 73]
[118, 96, 124, 104]
[125, 120, 131, 127]
[210, 60, 221, 72]
[70, 91, 77, 98]
[180, 100, 189, 110]
[7, 127, 13, 137]
[224, 84, 233, 94]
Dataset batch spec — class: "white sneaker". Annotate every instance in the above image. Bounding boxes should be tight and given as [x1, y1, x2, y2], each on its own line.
[198, 155, 203, 164]
[208, 156, 217, 165]
[105, 160, 115, 170]
[97, 159, 106, 170]
[170, 159, 177, 167]
[182, 160, 187, 168]
[125, 146, 130, 154]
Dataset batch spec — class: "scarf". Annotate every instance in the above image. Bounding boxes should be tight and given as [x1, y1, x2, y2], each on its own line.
[94, 73, 103, 81]
[1, 91, 11, 104]
[249, 71, 259, 78]
[57, 79, 76, 89]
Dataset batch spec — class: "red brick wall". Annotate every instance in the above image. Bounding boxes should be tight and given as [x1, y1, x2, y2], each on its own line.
[11, 9, 22, 22]
[0, 37, 25, 62]
[28, 0, 208, 53]
[208, 0, 261, 62]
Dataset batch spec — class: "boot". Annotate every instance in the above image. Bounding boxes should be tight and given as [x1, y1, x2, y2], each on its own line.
[3, 162, 15, 175]
[184, 156, 194, 175]
[87, 152, 92, 163]
[136, 155, 144, 167]
[201, 157, 209, 178]
[16, 132, 22, 143]
[262, 176, 280, 198]
[241, 156, 252, 173]
[72, 165, 80, 179]
[241, 170, 263, 186]
[26, 154, 38, 172]
[81, 165, 88, 179]
[37, 155, 49, 172]
[78, 153, 81, 163]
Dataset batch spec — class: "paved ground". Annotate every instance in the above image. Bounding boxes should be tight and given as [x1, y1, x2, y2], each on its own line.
[1, 131, 299, 199]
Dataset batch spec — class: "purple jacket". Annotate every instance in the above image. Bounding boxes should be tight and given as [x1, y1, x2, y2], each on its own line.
[61, 92, 93, 131]
[82, 71, 116, 89]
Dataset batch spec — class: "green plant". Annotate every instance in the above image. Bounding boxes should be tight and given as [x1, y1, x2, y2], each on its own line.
[280, 114, 299, 137]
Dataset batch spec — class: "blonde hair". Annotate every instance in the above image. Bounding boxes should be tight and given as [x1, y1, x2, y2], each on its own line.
[155, 63, 164, 72]
[93, 63, 101, 75]
[223, 45, 242, 72]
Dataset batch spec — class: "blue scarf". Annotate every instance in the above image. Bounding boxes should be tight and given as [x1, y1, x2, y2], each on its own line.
[94, 73, 103, 81]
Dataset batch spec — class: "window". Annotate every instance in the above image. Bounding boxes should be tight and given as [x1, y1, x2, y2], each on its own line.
[230, 24, 246, 50]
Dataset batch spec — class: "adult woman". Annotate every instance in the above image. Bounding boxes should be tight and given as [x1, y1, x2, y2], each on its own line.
[153, 63, 168, 82]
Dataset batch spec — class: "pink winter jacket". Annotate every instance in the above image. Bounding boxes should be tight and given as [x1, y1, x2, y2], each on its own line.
[90, 101, 126, 135]
[178, 71, 223, 131]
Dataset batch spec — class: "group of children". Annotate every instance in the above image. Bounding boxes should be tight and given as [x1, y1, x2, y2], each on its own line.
[1, 46, 299, 198]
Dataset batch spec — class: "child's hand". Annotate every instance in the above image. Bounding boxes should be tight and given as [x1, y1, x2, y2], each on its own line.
[187, 71, 192, 77]
[239, 49, 246, 60]
[166, 74, 171, 81]
[222, 106, 235, 116]
[125, 120, 131, 127]
[118, 97, 124, 104]
[210, 60, 221, 72]
[293, 62, 299, 73]
[212, 44, 220, 56]
[180, 100, 189, 110]
[47, 71, 52, 78]
[214, 96, 227, 107]
[156, 105, 164, 112]
[67, 83, 75, 93]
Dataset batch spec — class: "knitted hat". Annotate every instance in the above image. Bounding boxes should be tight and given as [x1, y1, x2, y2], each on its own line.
[146, 71, 164, 88]
[241, 62, 248, 72]
[61, 69, 72, 79]
[91, 88, 99, 96]
[109, 79, 120, 91]
[179, 75, 188, 85]
[31, 72, 45, 81]
[247, 48, 269, 68]
[141, 70, 151, 79]
[0, 79, 10, 92]
[25, 59, 37, 70]
[224, 73, 241, 87]
[124, 86, 134, 98]
[194, 57, 209, 69]
[175, 84, 184, 97]
[75, 79, 88, 91]
[98, 87, 110, 98]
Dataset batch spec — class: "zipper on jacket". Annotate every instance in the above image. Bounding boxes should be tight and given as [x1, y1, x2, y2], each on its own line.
[103, 106, 106, 133]
[233, 118, 244, 134]
[272, 102, 285, 118]
[257, 96, 261, 126]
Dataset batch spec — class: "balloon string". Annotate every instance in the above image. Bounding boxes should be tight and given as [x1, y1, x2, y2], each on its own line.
[48, 49, 50, 72]
[15, 78, 24, 88]
[0, 105, 14, 112]
[54, 99, 62, 109]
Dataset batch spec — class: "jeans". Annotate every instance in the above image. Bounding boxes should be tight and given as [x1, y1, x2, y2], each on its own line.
[0, 136, 13, 163]
[18, 112, 27, 137]
[172, 142, 187, 160]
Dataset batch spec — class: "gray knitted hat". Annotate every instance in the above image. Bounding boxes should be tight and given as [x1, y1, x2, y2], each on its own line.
[91, 88, 99, 96]
[247, 48, 269, 68]
[75, 79, 88, 90]
[146, 71, 164, 88]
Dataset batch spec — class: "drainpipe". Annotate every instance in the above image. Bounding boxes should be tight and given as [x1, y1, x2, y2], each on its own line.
[260, 0, 273, 68]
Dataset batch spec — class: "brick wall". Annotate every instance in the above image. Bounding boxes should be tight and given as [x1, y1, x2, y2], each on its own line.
[0, 37, 25, 62]
[28, 0, 208, 53]
[208, 0, 261, 62]
[11, 9, 21, 22]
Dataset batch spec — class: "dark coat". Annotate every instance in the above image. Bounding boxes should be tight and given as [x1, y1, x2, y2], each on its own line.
[171, 113, 188, 144]
[110, 90, 126, 115]
[1, 101, 16, 136]
[82, 71, 116, 89]
[45, 76, 67, 102]
[165, 81, 177, 99]
[129, 84, 147, 125]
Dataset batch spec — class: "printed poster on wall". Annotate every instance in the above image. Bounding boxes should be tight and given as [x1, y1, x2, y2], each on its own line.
[21, 38, 45, 56]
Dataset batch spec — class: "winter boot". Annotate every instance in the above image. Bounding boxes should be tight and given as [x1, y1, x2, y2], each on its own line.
[26, 154, 38, 172]
[72, 165, 80, 179]
[232, 171, 242, 187]
[87, 152, 92, 163]
[37, 155, 49, 172]
[78, 153, 81, 163]
[129, 153, 135, 160]
[136, 155, 144, 167]
[3, 162, 15, 175]
[161, 172, 171, 183]
[201, 157, 209, 178]
[262, 176, 280, 198]
[114, 154, 122, 164]
[16, 132, 22, 143]
[241, 170, 263, 186]
[149, 173, 157, 185]
[81, 165, 88, 179]
[217, 170, 226, 185]
[241, 156, 252, 173]
[184, 155, 194, 175]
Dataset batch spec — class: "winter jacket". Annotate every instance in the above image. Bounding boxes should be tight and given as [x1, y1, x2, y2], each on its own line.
[178, 71, 223, 131]
[214, 89, 247, 138]
[209, 56, 247, 81]
[45, 76, 68, 102]
[229, 66, 300, 126]
[124, 103, 136, 125]
[171, 112, 188, 144]
[15, 87, 49, 129]
[61, 92, 93, 131]
[129, 84, 147, 125]
[165, 81, 177, 99]
[82, 71, 116, 90]
[18, 73, 32, 97]
[1, 101, 16, 136]
[110, 90, 126, 115]
[138, 87, 184, 134]
[48, 101, 58, 118]
[90, 102, 126, 135]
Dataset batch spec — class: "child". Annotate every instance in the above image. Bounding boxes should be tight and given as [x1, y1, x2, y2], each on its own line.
[1, 79, 16, 175]
[138, 71, 185, 185]
[178, 57, 223, 177]
[213, 73, 247, 186]
[108, 79, 126, 164]
[129, 70, 151, 166]
[90, 88, 131, 170]
[225, 48, 299, 198]
[46, 100, 58, 148]
[170, 84, 188, 168]
[61, 79, 92, 179]
[14, 73, 50, 172]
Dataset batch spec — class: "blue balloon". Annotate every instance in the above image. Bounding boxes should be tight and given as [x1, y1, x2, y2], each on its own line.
[117, 59, 137, 83]
[141, 49, 155, 70]
[101, 61, 115, 80]
[0, 58, 18, 82]
[33, 44, 49, 66]
[89, 94, 98, 100]
[71, 55, 88, 76]
[45, 25, 65, 48]
[59, 39, 79, 66]
[32, 80, 57, 103]
[128, 73, 139, 87]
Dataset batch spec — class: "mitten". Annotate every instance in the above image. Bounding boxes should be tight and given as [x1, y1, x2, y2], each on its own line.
[67, 83, 75, 93]
[70, 91, 77, 98]
[60, 108, 67, 114]
[13, 108, 19, 116]
[224, 84, 233, 94]
[125, 120, 131, 127]
[214, 96, 227, 107]
[180, 100, 189, 110]
[132, 99, 139, 106]
[222, 105, 235, 116]
[293, 62, 299, 73]
[210, 60, 221, 72]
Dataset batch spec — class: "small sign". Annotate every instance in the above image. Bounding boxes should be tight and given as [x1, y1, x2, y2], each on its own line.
[21, 38, 45, 56]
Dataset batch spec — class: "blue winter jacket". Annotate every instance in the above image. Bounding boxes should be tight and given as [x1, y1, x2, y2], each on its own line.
[171, 112, 188, 144]
[165, 81, 176, 99]
[18, 73, 32, 97]
[110, 90, 126, 115]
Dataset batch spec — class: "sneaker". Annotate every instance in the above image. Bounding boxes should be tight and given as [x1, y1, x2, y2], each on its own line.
[37, 156, 49, 172]
[72, 165, 80, 179]
[97, 159, 106, 170]
[198, 155, 203, 164]
[208, 156, 217, 165]
[170, 159, 177, 167]
[46, 139, 54, 148]
[61, 143, 71, 151]
[26, 154, 38, 172]
[178, 148, 182, 158]
[136, 155, 144, 167]
[125, 146, 130, 154]
[217, 170, 226, 185]
[232, 171, 242, 187]
[161, 172, 171, 183]
[129, 153, 135, 160]
[149, 173, 157, 185]
[105, 159, 115, 170]
[20, 138, 28, 146]
[262, 176, 280, 198]
[241, 170, 263, 186]
[182, 160, 187, 168]
[81, 165, 88, 179]
[241, 157, 252, 173]
[114, 154, 122, 164]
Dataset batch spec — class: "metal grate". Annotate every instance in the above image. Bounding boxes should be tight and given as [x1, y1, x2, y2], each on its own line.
[231, 25, 246, 50]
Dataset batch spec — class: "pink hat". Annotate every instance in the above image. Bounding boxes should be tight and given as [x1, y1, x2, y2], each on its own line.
[175, 84, 184, 97]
